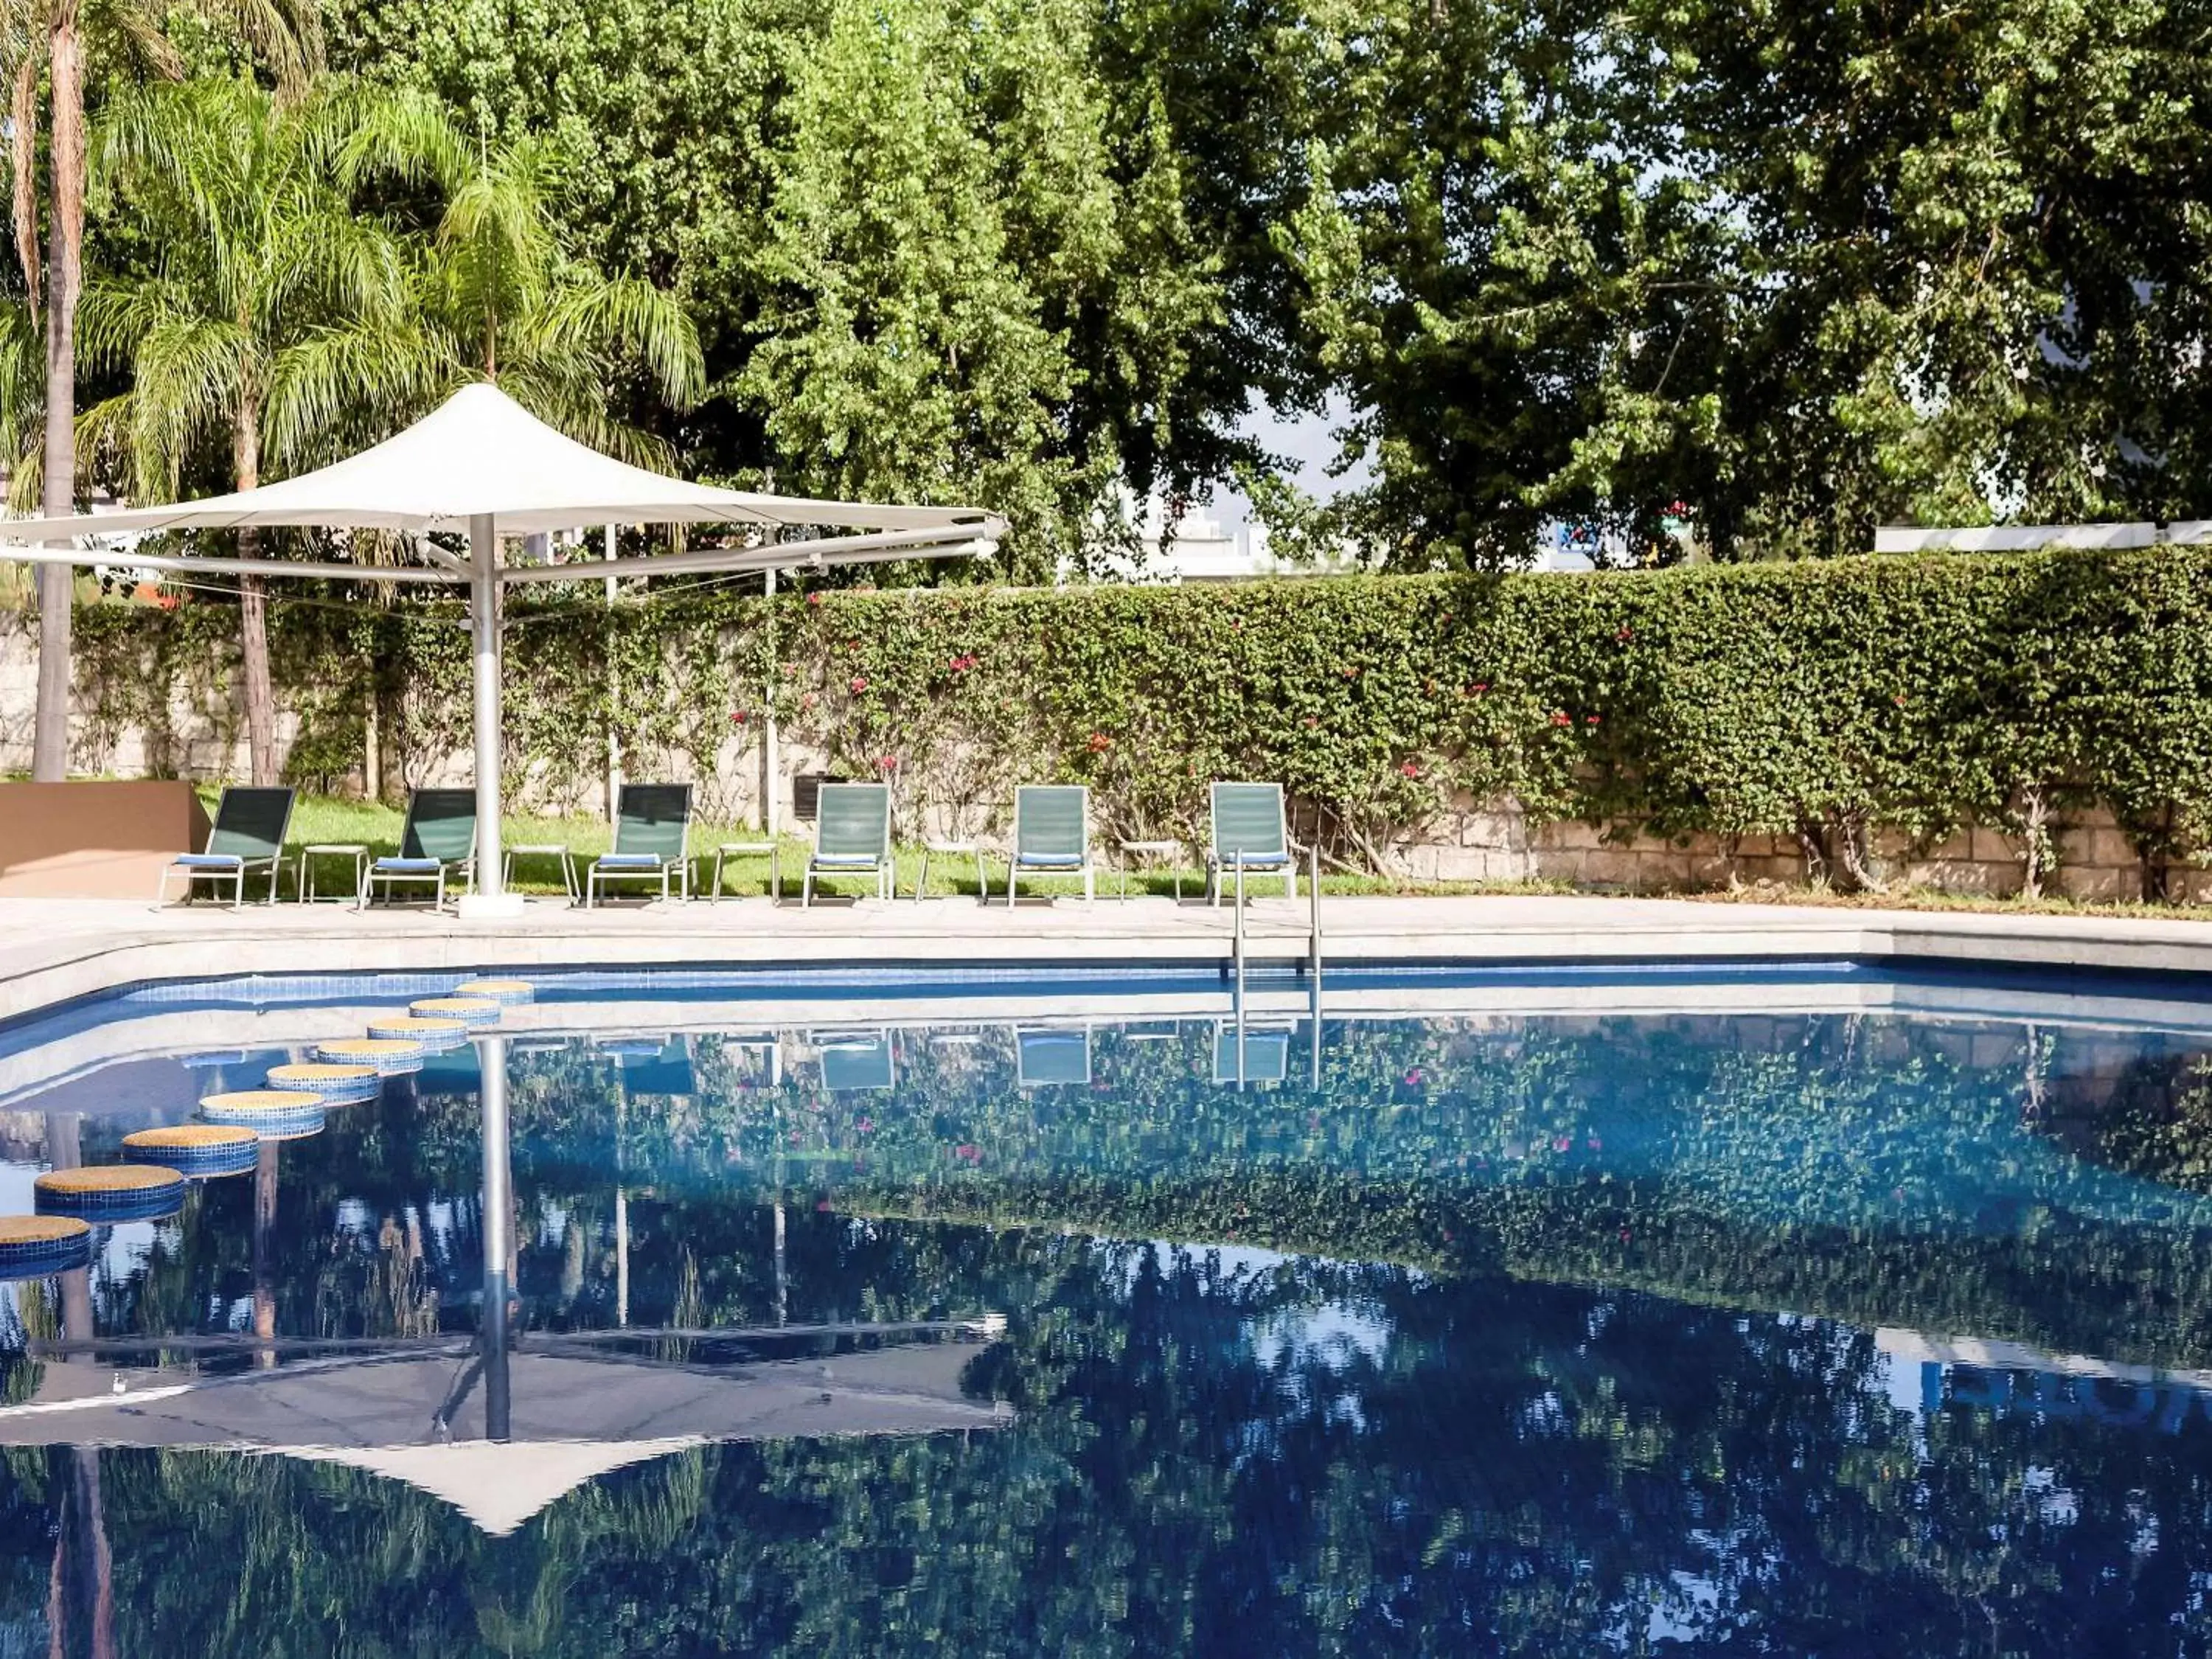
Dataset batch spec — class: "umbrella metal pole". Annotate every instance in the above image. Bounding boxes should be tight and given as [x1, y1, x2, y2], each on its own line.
[467, 513, 513, 911]
[479, 1033, 512, 1440]
[765, 565, 779, 838]
[605, 524, 621, 824]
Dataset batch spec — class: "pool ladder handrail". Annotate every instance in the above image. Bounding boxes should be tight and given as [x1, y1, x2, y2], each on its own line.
[1228, 841, 1323, 1088]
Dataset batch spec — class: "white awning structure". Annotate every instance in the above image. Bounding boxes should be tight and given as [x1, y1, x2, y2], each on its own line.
[0, 383, 1006, 912]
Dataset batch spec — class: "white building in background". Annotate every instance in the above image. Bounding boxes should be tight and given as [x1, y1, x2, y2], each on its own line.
[1087, 491, 1357, 584]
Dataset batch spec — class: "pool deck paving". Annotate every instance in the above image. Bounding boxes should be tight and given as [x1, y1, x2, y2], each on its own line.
[5, 890, 2212, 1022]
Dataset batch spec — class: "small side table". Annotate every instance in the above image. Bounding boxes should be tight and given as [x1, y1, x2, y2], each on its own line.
[504, 844, 577, 902]
[917, 838, 990, 902]
[712, 841, 781, 902]
[297, 843, 369, 905]
[1118, 838, 1183, 901]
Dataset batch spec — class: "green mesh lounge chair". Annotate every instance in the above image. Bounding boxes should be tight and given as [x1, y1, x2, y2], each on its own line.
[586, 783, 694, 906]
[801, 783, 892, 907]
[363, 787, 477, 910]
[1016, 1026, 1091, 1086]
[1006, 784, 1094, 907]
[156, 786, 294, 909]
[1206, 781, 1296, 905]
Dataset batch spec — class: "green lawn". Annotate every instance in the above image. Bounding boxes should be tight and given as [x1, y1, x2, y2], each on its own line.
[179, 786, 2212, 917]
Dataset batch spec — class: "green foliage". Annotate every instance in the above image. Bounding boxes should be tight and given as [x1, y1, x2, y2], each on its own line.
[55, 547, 2212, 889]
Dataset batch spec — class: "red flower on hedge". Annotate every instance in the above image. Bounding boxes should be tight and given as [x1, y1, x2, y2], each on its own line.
[1585, 714, 1601, 726]
[1615, 625, 1634, 642]
[806, 591, 824, 607]
[1399, 761, 1422, 779]
[850, 675, 869, 693]
[1551, 711, 1572, 726]
[1087, 731, 1113, 753]
[731, 710, 748, 725]
[877, 755, 899, 772]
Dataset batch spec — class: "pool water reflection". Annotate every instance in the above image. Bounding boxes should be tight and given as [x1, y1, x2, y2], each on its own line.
[0, 995, 2208, 1653]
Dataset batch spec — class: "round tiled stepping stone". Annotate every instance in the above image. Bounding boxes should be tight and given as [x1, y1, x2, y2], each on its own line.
[409, 996, 502, 1027]
[314, 1037, 423, 1074]
[199, 1091, 327, 1140]
[35, 1165, 187, 1222]
[266, 1062, 376, 1102]
[366, 1013, 469, 1050]
[0, 1215, 93, 1276]
[453, 978, 533, 1006]
[122, 1124, 260, 1178]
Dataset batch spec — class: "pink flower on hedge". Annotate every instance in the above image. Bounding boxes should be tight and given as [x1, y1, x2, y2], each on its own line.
[731, 710, 748, 725]
[850, 675, 869, 693]
[1551, 711, 1572, 726]
[877, 755, 899, 772]
[816, 1198, 833, 1211]
[953, 1144, 981, 1163]
[801, 692, 818, 711]
[1472, 682, 1489, 695]
[1399, 761, 1422, 779]
[1616, 625, 1634, 642]
[807, 591, 824, 607]
[1403, 1067, 1425, 1086]
[857, 1116, 874, 1133]
[1343, 665, 1361, 679]
[1553, 1135, 1572, 1152]
[1585, 714, 1601, 726]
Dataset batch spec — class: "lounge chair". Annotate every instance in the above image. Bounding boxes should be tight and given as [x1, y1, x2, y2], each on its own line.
[156, 786, 293, 909]
[1005, 784, 1094, 906]
[585, 783, 693, 906]
[362, 787, 476, 910]
[801, 782, 891, 906]
[1205, 781, 1297, 904]
[1214, 1020, 1293, 1085]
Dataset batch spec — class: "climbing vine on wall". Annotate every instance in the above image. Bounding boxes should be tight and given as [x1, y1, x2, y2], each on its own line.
[29, 547, 2212, 888]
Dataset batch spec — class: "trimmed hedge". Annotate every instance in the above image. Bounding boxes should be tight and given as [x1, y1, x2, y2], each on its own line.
[43, 546, 2212, 892]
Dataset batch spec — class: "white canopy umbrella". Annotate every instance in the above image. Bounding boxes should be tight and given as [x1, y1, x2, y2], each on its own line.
[0, 383, 1004, 914]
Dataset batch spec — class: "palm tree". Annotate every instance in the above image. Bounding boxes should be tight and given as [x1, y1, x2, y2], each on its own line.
[269, 111, 705, 472]
[80, 74, 408, 784]
[2, 0, 319, 780]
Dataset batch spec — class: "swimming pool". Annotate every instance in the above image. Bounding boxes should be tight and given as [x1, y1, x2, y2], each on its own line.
[0, 962, 2207, 1653]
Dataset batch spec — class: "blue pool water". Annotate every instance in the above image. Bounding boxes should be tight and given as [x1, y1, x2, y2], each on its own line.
[0, 964, 2208, 1653]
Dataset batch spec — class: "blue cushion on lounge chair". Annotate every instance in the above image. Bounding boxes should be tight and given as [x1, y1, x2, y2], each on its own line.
[810, 852, 881, 866]
[373, 857, 442, 872]
[1014, 852, 1085, 867]
[597, 853, 664, 868]
[175, 852, 243, 869]
[1214, 851, 1291, 868]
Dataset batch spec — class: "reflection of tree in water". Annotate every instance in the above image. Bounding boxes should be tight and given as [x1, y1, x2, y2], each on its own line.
[2037, 1043, 2212, 1196]
[0, 1247, 2204, 1654]
[24, 1012, 2212, 1371]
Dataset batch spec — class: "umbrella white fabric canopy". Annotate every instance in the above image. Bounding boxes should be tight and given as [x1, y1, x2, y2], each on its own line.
[0, 383, 1005, 911]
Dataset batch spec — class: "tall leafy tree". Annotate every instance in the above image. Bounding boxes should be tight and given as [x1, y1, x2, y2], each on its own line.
[80, 74, 410, 785]
[736, 0, 1220, 580]
[1, 0, 319, 779]
[270, 107, 704, 470]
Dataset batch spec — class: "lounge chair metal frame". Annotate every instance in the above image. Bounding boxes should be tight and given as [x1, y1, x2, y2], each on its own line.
[1005, 784, 1094, 907]
[1204, 782, 1298, 905]
[362, 787, 479, 911]
[801, 783, 893, 907]
[155, 786, 295, 911]
[586, 783, 695, 907]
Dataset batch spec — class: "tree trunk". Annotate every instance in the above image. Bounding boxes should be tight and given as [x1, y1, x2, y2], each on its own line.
[29, 13, 83, 783]
[235, 394, 277, 785]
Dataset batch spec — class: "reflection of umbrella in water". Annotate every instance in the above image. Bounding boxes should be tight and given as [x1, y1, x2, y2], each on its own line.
[0, 1337, 1009, 1535]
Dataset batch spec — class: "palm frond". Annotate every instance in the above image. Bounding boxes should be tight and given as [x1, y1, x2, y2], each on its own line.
[526, 276, 705, 410]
